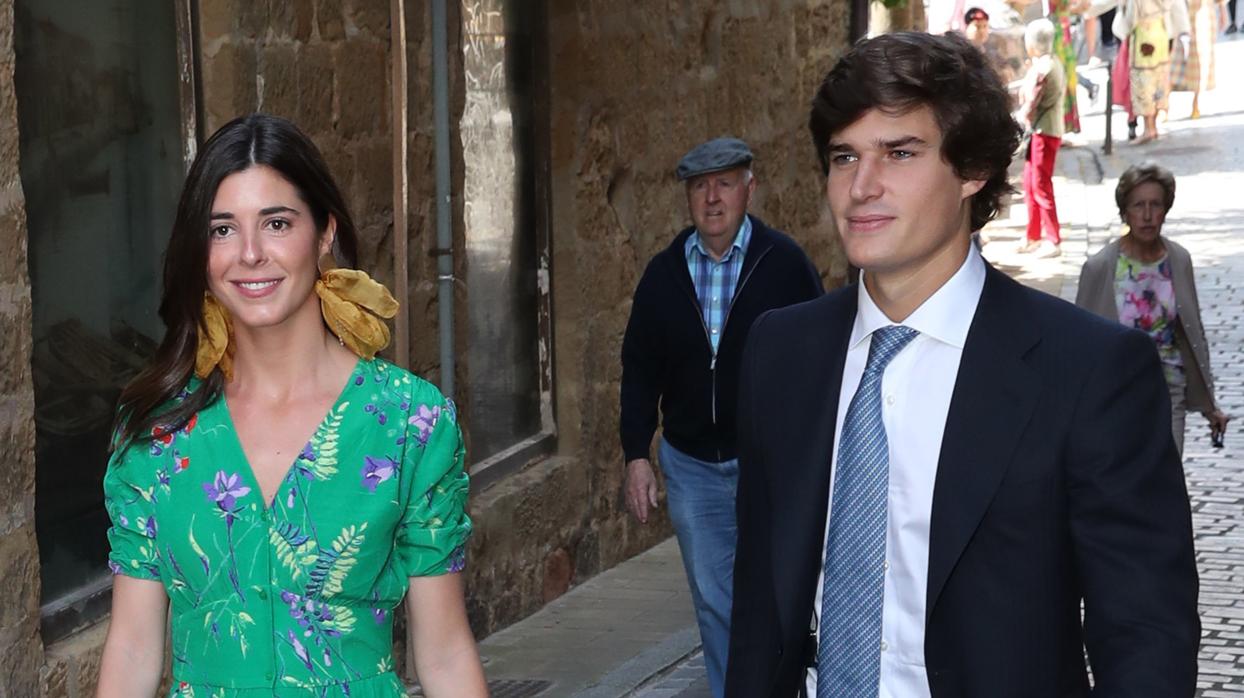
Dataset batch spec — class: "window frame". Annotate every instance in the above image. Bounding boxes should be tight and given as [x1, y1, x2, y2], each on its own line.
[35, 0, 200, 644]
[462, 0, 556, 491]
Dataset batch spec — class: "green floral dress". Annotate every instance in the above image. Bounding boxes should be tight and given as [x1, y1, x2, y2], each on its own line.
[104, 358, 472, 697]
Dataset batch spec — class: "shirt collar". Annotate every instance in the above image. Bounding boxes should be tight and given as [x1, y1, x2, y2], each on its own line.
[685, 215, 753, 262]
[850, 246, 986, 350]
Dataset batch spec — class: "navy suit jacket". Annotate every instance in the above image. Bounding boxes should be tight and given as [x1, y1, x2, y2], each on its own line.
[725, 264, 1200, 697]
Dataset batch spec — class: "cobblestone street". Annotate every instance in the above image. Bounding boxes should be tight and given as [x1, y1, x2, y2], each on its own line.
[631, 35, 1244, 698]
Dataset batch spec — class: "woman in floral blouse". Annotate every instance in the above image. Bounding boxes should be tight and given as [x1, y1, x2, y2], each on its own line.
[1076, 163, 1230, 455]
[96, 114, 487, 697]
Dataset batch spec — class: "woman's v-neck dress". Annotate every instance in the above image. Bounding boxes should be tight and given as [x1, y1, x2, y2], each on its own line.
[103, 358, 472, 697]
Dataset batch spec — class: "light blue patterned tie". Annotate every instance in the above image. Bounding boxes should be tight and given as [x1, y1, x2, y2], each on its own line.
[817, 325, 919, 698]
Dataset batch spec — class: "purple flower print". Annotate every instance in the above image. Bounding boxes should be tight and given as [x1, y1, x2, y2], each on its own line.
[360, 456, 398, 493]
[202, 471, 251, 515]
[203, 471, 250, 602]
[299, 443, 316, 462]
[144, 516, 158, 539]
[408, 404, 442, 446]
[108, 560, 123, 575]
[288, 630, 314, 670]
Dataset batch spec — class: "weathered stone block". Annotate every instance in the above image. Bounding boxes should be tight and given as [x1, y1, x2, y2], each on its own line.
[334, 39, 387, 139]
[269, 0, 315, 42]
[39, 652, 68, 698]
[349, 137, 394, 227]
[349, 0, 389, 36]
[0, 304, 33, 396]
[0, 524, 39, 633]
[0, 621, 43, 698]
[201, 41, 259, 134]
[260, 44, 299, 119]
[200, 0, 268, 42]
[541, 547, 573, 602]
[296, 42, 335, 135]
[317, 0, 346, 41]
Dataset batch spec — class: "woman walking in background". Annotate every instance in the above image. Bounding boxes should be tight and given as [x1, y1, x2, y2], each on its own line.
[1018, 19, 1067, 258]
[1049, 0, 1084, 133]
[1076, 163, 1230, 454]
[1171, 0, 1226, 118]
[1114, 0, 1190, 142]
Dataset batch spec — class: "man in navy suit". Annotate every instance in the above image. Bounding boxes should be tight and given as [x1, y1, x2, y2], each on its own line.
[725, 32, 1199, 698]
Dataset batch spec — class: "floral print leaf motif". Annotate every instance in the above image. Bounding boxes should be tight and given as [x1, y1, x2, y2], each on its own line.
[359, 456, 398, 493]
[269, 522, 318, 581]
[306, 402, 349, 479]
[321, 604, 357, 636]
[187, 518, 211, 577]
[324, 523, 368, 597]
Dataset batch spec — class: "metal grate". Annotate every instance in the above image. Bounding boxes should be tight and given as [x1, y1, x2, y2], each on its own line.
[408, 679, 552, 698]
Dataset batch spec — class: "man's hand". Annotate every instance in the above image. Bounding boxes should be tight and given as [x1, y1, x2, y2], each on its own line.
[624, 458, 660, 523]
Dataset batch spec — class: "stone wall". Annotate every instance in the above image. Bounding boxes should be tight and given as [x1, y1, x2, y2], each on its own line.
[462, 0, 853, 636]
[0, 0, 44, 693]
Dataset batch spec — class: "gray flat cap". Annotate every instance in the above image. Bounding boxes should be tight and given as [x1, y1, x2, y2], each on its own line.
[676, 137, 754, 181]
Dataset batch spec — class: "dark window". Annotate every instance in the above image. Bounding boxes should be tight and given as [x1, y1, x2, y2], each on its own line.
[461, 0, 554, 478]
[15, 0, 192, 641]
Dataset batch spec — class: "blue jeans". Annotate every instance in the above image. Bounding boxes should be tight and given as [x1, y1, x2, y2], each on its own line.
[658, 437, 738, 698]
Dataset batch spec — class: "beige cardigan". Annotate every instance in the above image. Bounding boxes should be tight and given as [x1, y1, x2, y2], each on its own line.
[1075, 237, 1217, 412]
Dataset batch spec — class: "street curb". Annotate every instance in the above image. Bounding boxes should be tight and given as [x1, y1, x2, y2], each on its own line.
[574, 627, 701, 698]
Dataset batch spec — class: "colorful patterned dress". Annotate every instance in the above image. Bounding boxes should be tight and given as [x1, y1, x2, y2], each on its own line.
[104, 358, 472, 697]
[1115, 252, 1183, 384]
[1050, 0, 1082, 134]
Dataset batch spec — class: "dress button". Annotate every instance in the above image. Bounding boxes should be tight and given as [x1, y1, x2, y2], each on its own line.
[885, 395, 895, 406]
[881, 641, 889, 651]
[257, 589, 268, 600]
[265, 672, 273, 681]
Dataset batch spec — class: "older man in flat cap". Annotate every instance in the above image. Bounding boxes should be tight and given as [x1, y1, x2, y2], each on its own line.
[620, 136, 823, 697]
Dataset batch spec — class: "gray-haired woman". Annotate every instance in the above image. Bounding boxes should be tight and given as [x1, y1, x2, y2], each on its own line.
[1076, 162, 1229, 454]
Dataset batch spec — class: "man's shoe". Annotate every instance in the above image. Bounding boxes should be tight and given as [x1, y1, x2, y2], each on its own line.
[1017, 239, 1041, 253]
[1227, 23, 1238, 34]
[1127, 121, 1138, 140]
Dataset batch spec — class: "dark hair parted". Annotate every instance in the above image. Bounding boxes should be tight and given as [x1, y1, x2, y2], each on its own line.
[1115, 162, 1177, 219]
[809, 32, 1023, 232]
[113, 114, 359, 449]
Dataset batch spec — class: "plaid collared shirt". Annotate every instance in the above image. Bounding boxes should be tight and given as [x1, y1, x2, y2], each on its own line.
[685, 216, 753, 354]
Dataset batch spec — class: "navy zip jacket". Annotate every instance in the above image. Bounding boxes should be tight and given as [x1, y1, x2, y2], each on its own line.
[620, 215, 823, 464]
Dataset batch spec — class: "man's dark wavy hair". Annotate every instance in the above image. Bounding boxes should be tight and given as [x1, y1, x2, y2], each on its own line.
[809, 31, 1022, 233]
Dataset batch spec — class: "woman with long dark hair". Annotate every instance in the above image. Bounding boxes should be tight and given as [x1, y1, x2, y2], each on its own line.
[95, 114, 487, 697]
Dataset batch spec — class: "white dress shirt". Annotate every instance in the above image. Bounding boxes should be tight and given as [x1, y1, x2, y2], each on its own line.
[806, 249, 986, 697]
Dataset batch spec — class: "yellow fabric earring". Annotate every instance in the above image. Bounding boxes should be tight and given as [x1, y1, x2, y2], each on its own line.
[315, 253, 400, 359]
[195, 293, 235, 380]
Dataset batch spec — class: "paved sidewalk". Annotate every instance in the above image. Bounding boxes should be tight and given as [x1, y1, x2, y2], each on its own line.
[480, 41, 1244, 698]
[473, 538, 699, 698]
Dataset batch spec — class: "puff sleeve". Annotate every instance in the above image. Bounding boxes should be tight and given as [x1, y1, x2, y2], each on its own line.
[394, 395, 473, 577]
[102, 441, 164, 581]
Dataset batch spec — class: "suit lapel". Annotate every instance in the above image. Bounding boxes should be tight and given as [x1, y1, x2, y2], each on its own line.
[926, 266, 1042, 617]
[769, 288, 856, 641]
